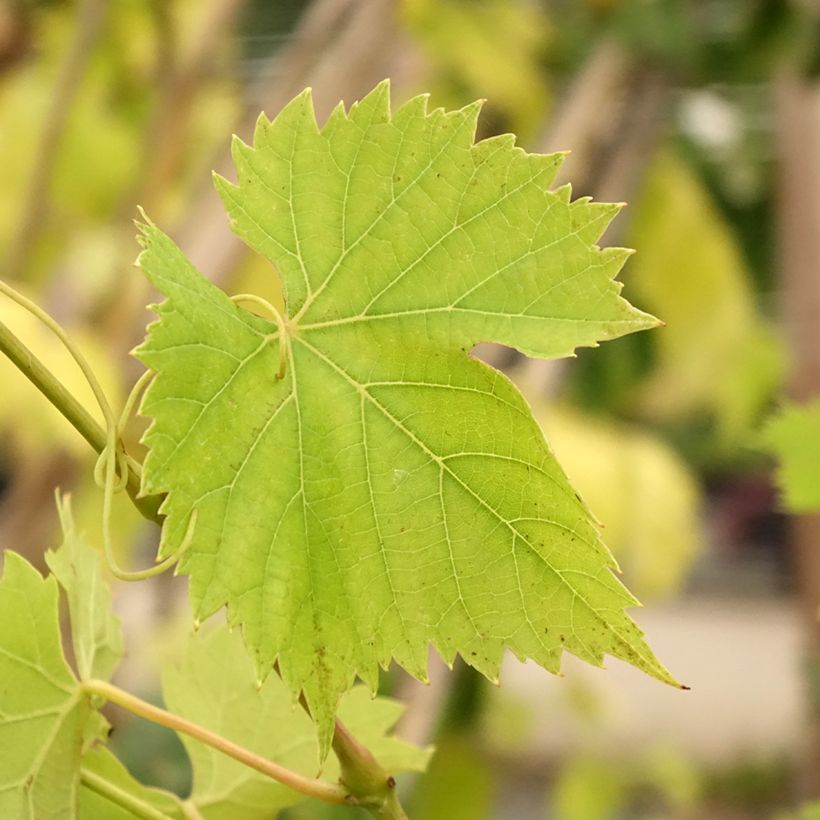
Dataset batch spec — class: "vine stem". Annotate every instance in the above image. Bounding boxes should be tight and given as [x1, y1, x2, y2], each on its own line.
[333, 718, 409, 819]
[82, 679, 351, 807]
[0, 315, 161, 523]
[0, 277, 190, 580]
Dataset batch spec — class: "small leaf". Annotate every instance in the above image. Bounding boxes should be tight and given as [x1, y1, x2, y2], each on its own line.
[0, 552, 92, 819]
[136, 81, 677, 755]
[760, 399, 820, 513]
[46, 495, 124, 682]
[162, 626, 431, 818]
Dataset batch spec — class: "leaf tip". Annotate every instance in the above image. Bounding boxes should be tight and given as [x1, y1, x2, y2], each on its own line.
[134, 204, 153, 228]
[376, 76, 391, 91]
[54, 490, 74, 535]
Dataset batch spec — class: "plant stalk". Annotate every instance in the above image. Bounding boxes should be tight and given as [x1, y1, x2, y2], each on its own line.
[333, 718, 409, 819]
[0, 317, 162, 524]
[82, 679, 352, 807]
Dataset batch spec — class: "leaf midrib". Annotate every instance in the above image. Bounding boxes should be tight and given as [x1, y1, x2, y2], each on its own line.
[293, 333, 664, 675]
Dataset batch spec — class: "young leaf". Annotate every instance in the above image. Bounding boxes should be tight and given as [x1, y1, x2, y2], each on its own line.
[760, 399, 820, 512]
[46, 495, 124, 682]
[0, 552, 93, 819]
[162, 626, 431, 818]
[136, 81, 678, 754]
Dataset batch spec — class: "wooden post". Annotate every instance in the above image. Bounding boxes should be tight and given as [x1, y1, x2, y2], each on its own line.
[776, 72, 820, 796]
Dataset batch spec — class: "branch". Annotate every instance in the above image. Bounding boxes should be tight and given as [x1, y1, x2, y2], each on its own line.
[0, 316, 162, 524]
[333, 718, 409, 819]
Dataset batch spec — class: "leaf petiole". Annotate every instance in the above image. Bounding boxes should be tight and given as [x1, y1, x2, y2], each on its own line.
[81, 679, 352, 807]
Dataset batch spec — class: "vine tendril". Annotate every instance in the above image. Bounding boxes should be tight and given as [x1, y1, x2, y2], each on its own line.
[230, 293, 289, 379]
[0, 278, 191, 581]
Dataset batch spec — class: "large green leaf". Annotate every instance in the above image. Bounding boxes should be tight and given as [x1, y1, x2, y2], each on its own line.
[136, 81, 678, 754]
[760, 399, 820, 512]
[46, 496, 124, 682]
[0, 552, 91, 819]
[163, 626, 431, 818]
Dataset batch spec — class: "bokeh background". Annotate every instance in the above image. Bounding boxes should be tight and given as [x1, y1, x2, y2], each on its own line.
[1, 0, 819, 817]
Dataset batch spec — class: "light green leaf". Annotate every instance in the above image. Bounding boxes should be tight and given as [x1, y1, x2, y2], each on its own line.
[78, 747, 186, 820]
[162, 625, 431, 818]
[538, 406, 702, 600]
[0, 551, 92, 819]
[136, 81, 677, 754]
[760, 399, 820, 512]
[46, 495, 124, 682]
[627, 149, 784, 448]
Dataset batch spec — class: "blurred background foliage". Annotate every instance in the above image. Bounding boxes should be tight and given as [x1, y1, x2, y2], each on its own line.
[0, 0, 819, 817]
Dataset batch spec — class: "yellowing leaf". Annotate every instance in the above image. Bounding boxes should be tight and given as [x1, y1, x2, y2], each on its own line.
[539, 407, 702, 600]
[627, 149, 783, 447]
[136, 81, 678, 756]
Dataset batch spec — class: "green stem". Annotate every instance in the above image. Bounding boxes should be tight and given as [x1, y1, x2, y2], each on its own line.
[82, 679, 351, 807]
[180, 799, 206, 820]
[0, 316, 161, 524]
[79, 766, 177, 820]
[333, 718, 409, 819]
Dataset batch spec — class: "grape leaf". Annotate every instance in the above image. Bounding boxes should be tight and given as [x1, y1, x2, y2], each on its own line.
[136, 80, 679, 754]
[760, 399, 820, 512]
[0, 552, 93, 819]
[162, 625, 431, 819]
[46, 495, 124, 682]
